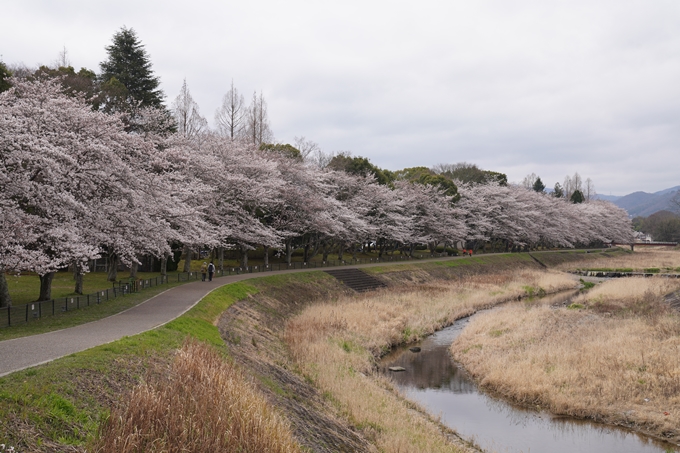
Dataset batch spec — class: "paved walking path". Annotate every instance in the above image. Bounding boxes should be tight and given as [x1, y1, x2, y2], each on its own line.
[0, 257, 464, 377]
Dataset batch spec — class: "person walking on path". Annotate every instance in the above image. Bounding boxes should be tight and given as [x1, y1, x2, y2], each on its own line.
[200, 262, 208, 281]
[208, 261, 215, 281]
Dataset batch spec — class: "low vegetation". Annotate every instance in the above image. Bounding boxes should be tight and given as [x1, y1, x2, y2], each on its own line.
[284, 269, 576, 453]
[93, 340, 301, 453]
[451, 268, 680, 443]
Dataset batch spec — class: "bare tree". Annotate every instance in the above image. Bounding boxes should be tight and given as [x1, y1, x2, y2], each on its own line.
[307, 149, 337, 168]
[215, 80, 245, 139]
[244, 91, 273, 146]
[294, 136, 321, 160]
[522, 173, 538, 190]
[572, 172, 583, 193]
[563, 172, 583, 201]
[53, 46, 71, 69]
[671, 191, 680, 214]
[584, 177, 596, 202]
[6, 63, 34, 80]
[172, 79, 207, 139]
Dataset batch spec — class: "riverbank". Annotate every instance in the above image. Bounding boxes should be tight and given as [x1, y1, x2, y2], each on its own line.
[451, 249, 680, 446]
[219, 253, 585, 452]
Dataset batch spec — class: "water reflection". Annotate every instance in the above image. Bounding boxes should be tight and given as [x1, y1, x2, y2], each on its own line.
[380, 294, 679, 453]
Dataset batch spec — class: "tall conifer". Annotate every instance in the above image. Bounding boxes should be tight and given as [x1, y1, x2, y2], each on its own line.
[100, 27, 165, 112]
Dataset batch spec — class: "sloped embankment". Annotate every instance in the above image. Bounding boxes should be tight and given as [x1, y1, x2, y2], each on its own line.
[217, 252, 612, 451]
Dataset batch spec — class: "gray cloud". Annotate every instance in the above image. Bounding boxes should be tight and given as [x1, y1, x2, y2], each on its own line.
[3, 0, 680, 194]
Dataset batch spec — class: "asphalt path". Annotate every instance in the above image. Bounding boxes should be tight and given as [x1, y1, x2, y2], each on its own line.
[0, 256, 465, 377]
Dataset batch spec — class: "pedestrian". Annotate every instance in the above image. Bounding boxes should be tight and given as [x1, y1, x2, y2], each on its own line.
[208, 261, 215, 281]
[200, 262, 207, 282]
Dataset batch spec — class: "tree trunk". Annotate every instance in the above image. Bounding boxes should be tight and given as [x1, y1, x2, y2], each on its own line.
[309, 240, 321, 261]
[285, 240, 293, 265]
[303, 242, 310, 263]
[338, 242, 345, 261]
[107, 251, 119, 282]
[130, 261, 138, 279]
[0, 273, 12, 308]
[218, 246, 224, 271]
[263, 246, 269, 266]
[38, 272, 55, 301]
[240, 246, 249, 268]
[73, 262, 84, 295]
[183, 246, 192, 273]
[160, 256, 168, 277]
[352, 243, 358, 261]
[322, 244, 330, 262]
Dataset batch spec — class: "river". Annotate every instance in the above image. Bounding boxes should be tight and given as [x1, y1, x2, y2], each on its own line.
[379, 291, 679, 453]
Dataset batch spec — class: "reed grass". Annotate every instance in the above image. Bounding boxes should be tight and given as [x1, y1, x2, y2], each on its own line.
[284, 270, 576, 453]
[558, 248, 680, 273]
[570, 278, 680, 315]
[450, 277, 680, 442]
[93, 340, 301, 453]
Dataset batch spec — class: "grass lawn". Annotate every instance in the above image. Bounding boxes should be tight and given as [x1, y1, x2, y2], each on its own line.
[6, 271, 175, 306]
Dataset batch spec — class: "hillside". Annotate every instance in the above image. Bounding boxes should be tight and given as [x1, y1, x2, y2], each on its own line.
[613, 187, 679, 217]
[595, 185, 679, 217]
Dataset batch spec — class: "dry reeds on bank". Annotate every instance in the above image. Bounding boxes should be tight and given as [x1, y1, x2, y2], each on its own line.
[93, 340, 301, 453]
[284, 269, 576, 453]
[557, 248, 680, 272]
[451, 277, 680, 442]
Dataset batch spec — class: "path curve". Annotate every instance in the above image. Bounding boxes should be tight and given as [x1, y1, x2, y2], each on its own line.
[0, 256, 467, 377]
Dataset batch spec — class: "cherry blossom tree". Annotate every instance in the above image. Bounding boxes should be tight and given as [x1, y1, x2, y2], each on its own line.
[180, 134, 283, 268]
[0, 78, 195, 299]
[395, 181, 466, 255]
[0, 78, 636, 308]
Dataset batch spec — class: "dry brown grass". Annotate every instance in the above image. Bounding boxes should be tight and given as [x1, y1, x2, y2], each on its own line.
[451, 277, 680, 443]
[571, 278, 680, 315]
[284, 270, 576, 453]
[93, 340, 301, 453]
[557, 248, 680, 272]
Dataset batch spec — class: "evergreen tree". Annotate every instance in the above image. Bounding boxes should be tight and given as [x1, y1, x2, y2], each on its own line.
[532, 176, 545, 193]
[99, 27, 165, 113]
[570, 189, 585, 204]
[553, 182, 564, 198]
[0, 61, 12, 93]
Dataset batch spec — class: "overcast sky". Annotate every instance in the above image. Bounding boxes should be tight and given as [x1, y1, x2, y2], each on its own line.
[3, 0, 680, 195]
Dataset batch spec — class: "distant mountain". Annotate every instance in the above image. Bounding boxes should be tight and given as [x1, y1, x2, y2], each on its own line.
[654, 185, 680, 196]
[608, 187, 679, 217]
